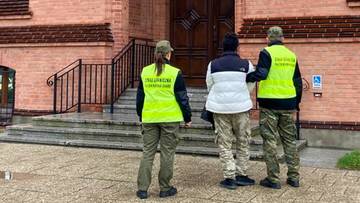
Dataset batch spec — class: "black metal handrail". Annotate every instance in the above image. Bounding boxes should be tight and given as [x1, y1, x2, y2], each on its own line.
[110, 38, 155, 113]
[47, 59, 83, 113]
[47, 38, 155, 114]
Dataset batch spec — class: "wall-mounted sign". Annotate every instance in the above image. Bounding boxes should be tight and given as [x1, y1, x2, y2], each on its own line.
[312, 75, 322, 89]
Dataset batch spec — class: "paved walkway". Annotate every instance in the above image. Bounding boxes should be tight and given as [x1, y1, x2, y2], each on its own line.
[300, 147, 352, 169]
[0, 143, 359, 203]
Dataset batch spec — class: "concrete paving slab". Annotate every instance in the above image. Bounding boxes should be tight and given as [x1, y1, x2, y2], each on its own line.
[0, 143, 358, 203]
[211, 187, 257, 202]
[345, 170, 360, 177]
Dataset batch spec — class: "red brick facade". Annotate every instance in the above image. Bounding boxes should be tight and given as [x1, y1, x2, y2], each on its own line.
[129, 0, 169, 41]
[0, 0, 359, 125]
[237, 0, 360, 123]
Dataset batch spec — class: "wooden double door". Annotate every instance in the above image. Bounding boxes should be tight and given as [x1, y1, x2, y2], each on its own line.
[170, 0, 234, 86]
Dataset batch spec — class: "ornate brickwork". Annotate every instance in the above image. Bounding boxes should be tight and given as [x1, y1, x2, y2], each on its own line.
[0, 0, 31, 16]
[238, 16, 360, 38]
[0, 24, 114, 44]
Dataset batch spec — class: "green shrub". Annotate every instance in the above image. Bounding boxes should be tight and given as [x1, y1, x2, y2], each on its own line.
[337, 150, 360, 170]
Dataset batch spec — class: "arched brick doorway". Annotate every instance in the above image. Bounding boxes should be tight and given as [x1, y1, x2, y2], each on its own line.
[170, 0, 235, 86]
[0, 66, 16, 125]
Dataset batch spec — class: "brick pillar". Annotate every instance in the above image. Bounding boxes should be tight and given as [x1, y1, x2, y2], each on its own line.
[235, 0, 246, 35]
[152, 0, 170, 41]
[110, 0, 130, 56]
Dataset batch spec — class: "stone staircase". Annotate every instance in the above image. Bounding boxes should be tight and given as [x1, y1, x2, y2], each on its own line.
[0, 88, 306, 160]
[103, 88, 207, 118]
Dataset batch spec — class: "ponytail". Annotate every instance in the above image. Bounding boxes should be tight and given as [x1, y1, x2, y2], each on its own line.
[154, 52, 165, 76]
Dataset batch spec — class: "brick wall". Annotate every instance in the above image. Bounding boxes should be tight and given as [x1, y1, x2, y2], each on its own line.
[238, 16, 360, 39]
[129, 0, 153, 40]
[239, 40, 360, 122]
[0, 0, 149, 113]
[242, 0, 360, 19]
[128, 0, 170, 41]
[0, 0, 130, 55]
[0, 0, 131, 56]
[110, 0, 129, 55]
[0, 0, 108, 26]
[1, 0, 358, 123]
[0, 44, 111, 111]
[236, 0, 360, 123]
[152, 0, 170, 40]
[0, 0, 133, 112]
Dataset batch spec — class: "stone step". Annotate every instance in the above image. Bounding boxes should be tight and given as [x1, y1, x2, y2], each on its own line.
[121, 88, 209, 98]
[125, 88, 208, 94]
[6, 124, 262, 149]
[32, 112, 215, 135]
[0, 135, 222, 157]
[103, 104, 204, 117]
[115, 99, 206, 108]
[116, 96, 207, 106]
[0, 132, 307, 160]
[2, 112, 307, 160]
[117, 95, 207, 103]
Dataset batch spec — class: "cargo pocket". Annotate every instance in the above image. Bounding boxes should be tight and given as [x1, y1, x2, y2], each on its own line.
[175, 132, 180, 145]
[214, 129, 220, 144]
[140, 125, 145, 142]
[259, 116, 267, 127]
[140, 124, 144, 135]
[259, 118, 267, 139]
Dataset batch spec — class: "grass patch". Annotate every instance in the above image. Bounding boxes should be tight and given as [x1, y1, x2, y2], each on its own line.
[337, 150, 360, 170]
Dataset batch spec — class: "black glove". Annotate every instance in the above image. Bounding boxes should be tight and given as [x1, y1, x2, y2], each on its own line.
[296, 104, 300, 111]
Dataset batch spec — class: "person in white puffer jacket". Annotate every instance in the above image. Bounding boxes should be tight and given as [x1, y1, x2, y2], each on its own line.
[205, 33, 256, 190]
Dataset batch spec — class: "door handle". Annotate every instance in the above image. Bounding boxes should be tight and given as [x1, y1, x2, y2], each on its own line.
[213, 25, 217, 42]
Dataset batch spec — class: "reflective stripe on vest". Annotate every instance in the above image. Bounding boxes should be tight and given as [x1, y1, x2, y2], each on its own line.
[258, 45, 297, 99]
[141, 63, 183, 123]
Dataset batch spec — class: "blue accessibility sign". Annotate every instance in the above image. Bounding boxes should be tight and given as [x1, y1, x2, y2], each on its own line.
[312, 75, 322, 89]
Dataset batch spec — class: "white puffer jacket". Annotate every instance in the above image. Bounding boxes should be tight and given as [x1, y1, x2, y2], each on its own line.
[205, 60, 255, 114]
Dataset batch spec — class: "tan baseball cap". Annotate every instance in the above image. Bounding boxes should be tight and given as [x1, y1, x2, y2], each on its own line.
[155, 40, 174, 54]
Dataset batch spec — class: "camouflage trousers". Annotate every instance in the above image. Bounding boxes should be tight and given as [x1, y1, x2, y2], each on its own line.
[214, 112, 251, 179]
[260, 108, 300, 183]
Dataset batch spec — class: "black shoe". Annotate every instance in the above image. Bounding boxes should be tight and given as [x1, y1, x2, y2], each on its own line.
[235, 175, 255, 186]
[287, 178, 300, 187]
[259, 178, 281, 189]
[159, 186, 177, 198]
[136, 190, 148, 199]
[219, 178, 238, 190]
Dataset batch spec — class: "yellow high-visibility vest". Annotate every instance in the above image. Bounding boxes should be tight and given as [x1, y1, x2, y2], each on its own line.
[258, 45, 297, 99]
[141, 63, 183, 123]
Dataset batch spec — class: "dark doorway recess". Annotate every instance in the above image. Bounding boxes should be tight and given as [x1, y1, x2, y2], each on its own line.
[170, 0, 235, 86]
[0, 66, 15, 125]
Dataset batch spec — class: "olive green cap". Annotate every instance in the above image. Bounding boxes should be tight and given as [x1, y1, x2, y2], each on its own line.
[267, 26, 284, 40]
[155, 40, 174, 54]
